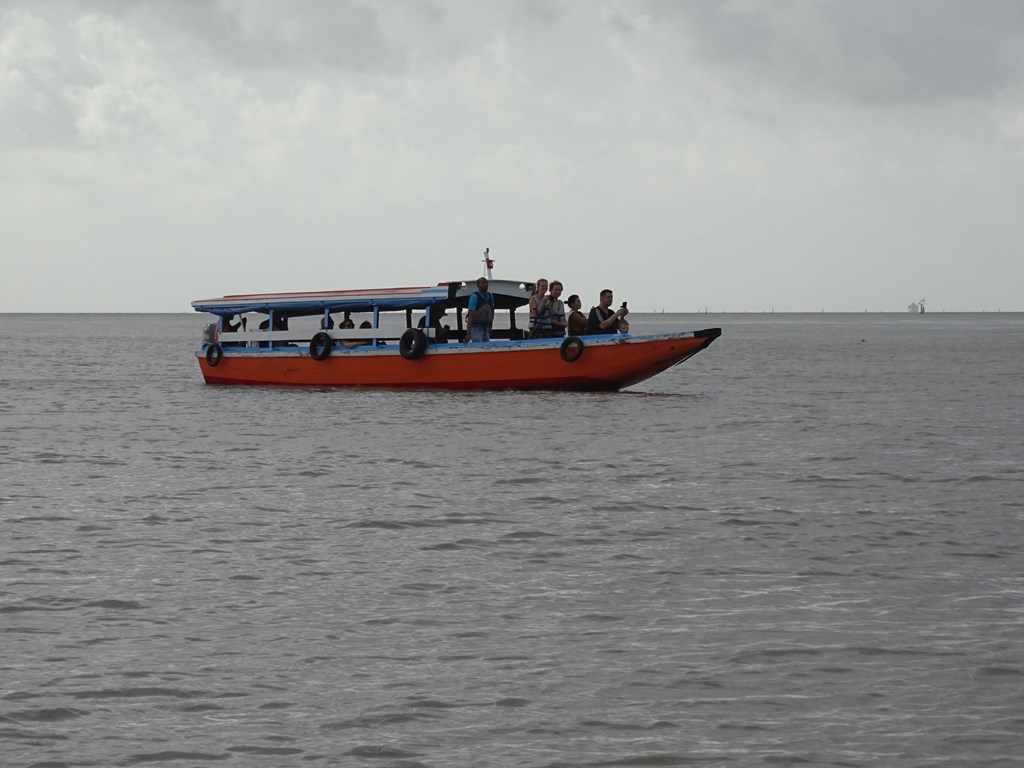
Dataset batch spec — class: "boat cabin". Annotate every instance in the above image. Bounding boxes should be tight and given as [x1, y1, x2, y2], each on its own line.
[193, 279, 535, 351]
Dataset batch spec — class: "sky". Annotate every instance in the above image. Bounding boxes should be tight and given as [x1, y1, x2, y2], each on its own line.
[3, 0, 1023, 313]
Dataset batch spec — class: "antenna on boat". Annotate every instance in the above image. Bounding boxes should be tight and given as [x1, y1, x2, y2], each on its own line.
[482, 247, 494, 279]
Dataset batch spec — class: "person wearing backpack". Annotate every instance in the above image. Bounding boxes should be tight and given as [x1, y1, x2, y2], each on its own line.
[464, 277, 495, 343]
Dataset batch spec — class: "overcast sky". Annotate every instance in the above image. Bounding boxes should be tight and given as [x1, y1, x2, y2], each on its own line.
[3, 0, 1023, 312]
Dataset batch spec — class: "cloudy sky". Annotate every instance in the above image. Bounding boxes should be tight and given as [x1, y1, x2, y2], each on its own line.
[3, 0, 1023, 312]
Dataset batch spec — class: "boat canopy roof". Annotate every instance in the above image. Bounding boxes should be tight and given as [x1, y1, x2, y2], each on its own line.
[192, 279, 533, 317]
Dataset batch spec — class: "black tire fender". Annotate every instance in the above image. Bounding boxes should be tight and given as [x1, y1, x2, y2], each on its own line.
[205, 343, 223, 367]
[560, 336, 584, 363]
[399, 328, 428, 360]
[310, 331, 333, 361]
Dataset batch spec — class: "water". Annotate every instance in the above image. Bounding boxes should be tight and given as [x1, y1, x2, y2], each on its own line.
[2, 312, 1022, 767]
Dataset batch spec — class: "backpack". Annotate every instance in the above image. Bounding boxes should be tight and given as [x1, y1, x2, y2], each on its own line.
[470, 291, 495, 325]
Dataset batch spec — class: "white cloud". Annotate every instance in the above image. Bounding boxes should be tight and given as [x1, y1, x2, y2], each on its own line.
[1, 1, 1023, 312]
[629, 0, 1024, 105]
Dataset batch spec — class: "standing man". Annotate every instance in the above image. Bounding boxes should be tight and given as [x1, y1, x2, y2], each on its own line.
[585, 289, 629, 334]
[464, 277, 495, 343]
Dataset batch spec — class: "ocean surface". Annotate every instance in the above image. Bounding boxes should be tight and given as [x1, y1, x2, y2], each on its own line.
[1, 312, 1022, 768]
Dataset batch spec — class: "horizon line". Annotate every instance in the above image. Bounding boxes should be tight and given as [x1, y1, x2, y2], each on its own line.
[2, 309, 1022, 316]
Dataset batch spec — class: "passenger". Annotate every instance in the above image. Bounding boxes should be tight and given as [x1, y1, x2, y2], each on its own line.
[272, 312, 297, 346]
[220, 314, 244, 347]
[528, 278, 548, 337]
[585, 289, 629, 335]
[337, 317, 362, 348]
[463, 277, 495, 343]
[357, 320, 374, 346]
[258, 316, 270, 346]
[566, 294, 587, 336]
[617, 317, 630, 334]
[536, 280, 566, 337]
[202, 322, 217, 345]
[418, 306, 449, 344]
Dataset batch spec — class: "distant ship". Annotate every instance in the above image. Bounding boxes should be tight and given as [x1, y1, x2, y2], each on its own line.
[907, 299, 926, 314]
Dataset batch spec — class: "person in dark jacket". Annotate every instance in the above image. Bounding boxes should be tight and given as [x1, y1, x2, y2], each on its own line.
[585, 289, 629, 334]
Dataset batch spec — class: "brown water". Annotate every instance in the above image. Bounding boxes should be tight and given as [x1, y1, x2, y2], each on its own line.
[1, 312, 1022, 767]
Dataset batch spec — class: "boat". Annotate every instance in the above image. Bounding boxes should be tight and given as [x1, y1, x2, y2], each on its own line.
[907, 298, 926, 314]
[191, 270, 721, 391]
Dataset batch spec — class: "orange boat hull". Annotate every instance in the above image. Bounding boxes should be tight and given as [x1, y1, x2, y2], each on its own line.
[197, 330, 720, 391]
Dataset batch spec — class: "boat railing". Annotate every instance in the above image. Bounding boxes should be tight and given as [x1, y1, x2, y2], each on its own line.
[216, 327, 444, 347]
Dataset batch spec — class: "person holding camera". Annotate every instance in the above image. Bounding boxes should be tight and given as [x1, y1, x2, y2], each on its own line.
[585, 288, 629, 334]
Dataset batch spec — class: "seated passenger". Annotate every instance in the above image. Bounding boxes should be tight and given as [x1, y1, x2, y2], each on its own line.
[272, 312, 297, 346]
[418, 307, 449, 344]
[337, 317, 359, 348]
[357, 320, 374, 346]
[336, 318, 371, 348]
[220, 314, 245, 346]
[258, 316, 270, 346]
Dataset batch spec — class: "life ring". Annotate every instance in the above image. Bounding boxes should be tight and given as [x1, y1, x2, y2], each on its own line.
[560, 336, 584, 363]
[399, 328, 428, 360]
[310, 331, 333, 361]
[205, 343, 223, 367]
